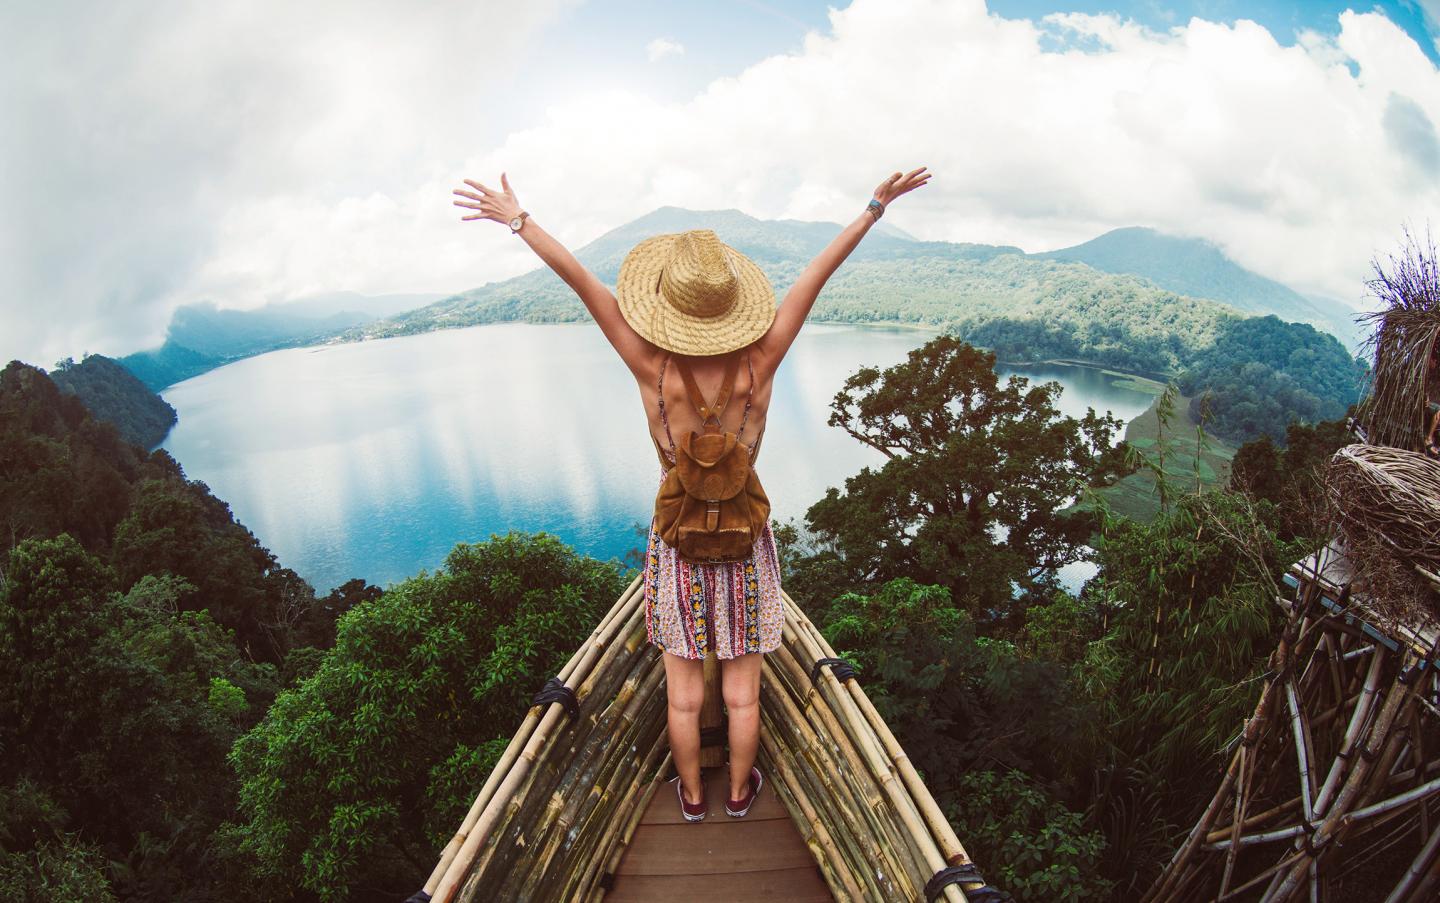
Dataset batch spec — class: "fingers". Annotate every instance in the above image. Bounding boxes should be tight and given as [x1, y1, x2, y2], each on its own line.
[464, 178, 496, 196]
[501, 171, 512, 194]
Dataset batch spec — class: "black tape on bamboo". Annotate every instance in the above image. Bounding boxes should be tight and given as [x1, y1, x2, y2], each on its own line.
[925, 862, 1013, 903]
[810, 655, 858, 685]
[530, 675, 580, 722]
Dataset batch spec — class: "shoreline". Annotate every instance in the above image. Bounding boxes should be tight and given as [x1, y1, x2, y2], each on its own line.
[155, 317, 1175, 398]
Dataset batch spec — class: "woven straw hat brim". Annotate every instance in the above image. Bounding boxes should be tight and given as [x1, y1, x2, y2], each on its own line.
[616, 233, 777, 356]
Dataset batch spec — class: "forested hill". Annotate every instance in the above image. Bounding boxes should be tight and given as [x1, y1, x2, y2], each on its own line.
[325, 207, 1366, 443]
[49, 353, 178, 449]
[1032, 226, 1364, 349]
[119, 292, 447, 391]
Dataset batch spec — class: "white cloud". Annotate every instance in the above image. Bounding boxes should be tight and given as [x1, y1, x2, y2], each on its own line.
[452, 1, 1438, 309]
[4, 0, 1439, 366]
[646, 37, 685, 62]
[0, 0, 576, 366]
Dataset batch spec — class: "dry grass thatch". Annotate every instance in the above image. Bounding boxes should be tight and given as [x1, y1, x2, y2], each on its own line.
[1355, 224, 1440, 450]
[1325, 443, 1440, 623]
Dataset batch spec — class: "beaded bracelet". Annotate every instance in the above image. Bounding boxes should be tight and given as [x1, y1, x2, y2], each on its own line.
[866, 198, 884, 221]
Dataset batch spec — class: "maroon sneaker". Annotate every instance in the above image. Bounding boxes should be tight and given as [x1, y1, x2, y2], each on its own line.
[725, 765, 763, 817]
[672, 774, 706, 822]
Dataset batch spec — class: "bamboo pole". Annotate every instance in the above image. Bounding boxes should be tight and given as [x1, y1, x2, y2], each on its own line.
[423, 575, 643, 893]
[1268, 651, 1419, 900]
[781, 600, 968, 901]
[430, 581, 647, 901]
[781, 593, 975, 901]
[785, 590, 979, 871]
[1385, 809, 1440, 903]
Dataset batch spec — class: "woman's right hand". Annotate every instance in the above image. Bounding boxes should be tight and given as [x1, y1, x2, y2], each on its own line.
[453, 172, 523, 226]
[873, 166, 931, 207]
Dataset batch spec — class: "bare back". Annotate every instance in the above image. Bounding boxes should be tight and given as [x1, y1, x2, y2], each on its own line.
[634, 343, 776, 468]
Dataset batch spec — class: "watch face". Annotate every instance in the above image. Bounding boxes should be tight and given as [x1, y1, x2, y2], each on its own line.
[510, 216, 522, 230]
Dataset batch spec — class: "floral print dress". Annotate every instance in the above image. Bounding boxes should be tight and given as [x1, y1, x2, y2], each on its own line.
[642, 353, 785, 660]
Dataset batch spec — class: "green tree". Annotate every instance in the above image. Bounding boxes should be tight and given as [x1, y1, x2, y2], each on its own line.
[0, 535, 265, 900]
[223, 531, 626, 901]
[1081, 490, 1306, 890]
[943, 769, 1113, 902]
[819, 577, 1097, 799]
[802, 333, 1130, 623]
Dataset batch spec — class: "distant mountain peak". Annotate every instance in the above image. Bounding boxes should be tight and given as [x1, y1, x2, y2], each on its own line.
[1032, 225, 1364, 348]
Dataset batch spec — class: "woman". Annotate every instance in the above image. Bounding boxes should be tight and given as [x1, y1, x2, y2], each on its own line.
[452, 166, 931, 822]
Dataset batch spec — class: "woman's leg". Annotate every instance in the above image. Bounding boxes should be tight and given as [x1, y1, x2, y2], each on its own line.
[662, 650, 706, 805]
[721, 651, 764, 799]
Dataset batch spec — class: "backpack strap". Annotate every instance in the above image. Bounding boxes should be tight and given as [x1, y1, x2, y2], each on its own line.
[673, 350, 741, 430]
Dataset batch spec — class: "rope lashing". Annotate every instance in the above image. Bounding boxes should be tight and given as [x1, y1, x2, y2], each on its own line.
[810, 656, 858, 686]
[402, 891, 432, 903]
[925, 863, 1013, 903]
[531, 675, 579, 723]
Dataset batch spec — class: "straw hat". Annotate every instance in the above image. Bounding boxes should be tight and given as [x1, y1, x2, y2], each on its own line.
[616, 228, 776, 356]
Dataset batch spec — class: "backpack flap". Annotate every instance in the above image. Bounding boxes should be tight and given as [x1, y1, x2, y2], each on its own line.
[673, 431, 748, 502]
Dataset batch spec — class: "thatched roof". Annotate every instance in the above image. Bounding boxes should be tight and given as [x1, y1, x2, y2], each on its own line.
[414, 574, 1003, 903]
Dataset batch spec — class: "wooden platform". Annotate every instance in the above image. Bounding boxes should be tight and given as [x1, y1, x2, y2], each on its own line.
[603, 765, 834, 902]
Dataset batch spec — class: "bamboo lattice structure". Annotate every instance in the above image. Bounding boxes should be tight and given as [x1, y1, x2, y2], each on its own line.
[415, 574, 999, 903]
[1144, 541, 1440, 902]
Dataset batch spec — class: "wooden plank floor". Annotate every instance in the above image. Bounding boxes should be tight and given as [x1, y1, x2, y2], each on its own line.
[604, 764, 834, 902]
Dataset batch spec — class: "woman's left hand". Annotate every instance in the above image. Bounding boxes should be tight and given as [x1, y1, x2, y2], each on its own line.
[453, 173, 523, 226]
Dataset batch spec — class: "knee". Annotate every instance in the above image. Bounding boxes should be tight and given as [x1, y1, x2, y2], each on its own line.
[667, 684, 704, 717]
[722, 681, 760, 713]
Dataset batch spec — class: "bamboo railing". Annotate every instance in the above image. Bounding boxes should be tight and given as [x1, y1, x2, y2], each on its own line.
[415, 574, 995, 902]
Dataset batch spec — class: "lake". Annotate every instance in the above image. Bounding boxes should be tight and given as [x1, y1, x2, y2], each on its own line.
[158, 322, 1157, 596]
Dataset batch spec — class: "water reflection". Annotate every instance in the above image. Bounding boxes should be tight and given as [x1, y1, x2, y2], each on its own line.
[160, 322, 1155, 595]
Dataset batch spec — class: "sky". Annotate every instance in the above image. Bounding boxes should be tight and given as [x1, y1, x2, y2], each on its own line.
[2, 0, 1438, 368]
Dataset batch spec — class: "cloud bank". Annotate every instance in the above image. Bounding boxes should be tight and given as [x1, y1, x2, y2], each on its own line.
[2, 0, 1438, 366]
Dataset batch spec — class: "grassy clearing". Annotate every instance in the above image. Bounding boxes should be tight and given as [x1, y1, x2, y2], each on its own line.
[1077, 390, 1238, 522]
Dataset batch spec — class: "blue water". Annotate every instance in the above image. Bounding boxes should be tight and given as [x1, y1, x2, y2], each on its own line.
[158, 322, 1155, 595]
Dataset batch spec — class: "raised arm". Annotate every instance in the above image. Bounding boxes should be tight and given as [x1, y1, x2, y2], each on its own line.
[453, 173, 656, 380]
[754, 166, 931, 373]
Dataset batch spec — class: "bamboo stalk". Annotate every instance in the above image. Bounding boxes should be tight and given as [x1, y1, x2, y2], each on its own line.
[1314, 646, 1386, 817]
[760, 652, 915, 897]
[1269, 651, 1419, 900]
[424, 575, 643, 894]
[1287, 678, 1316, 825]
[1385, 803, 1440, 903]
[785, 590, 979, 872]
[583, 750, 672, 903]
[1219, 743, 1248, 894]
[759, 719, 871, 901]
[781, 593, 974, 901]
[458, 612, 654, 892]
[431, 584, 648, 901]
[1206, 795, 1301, 844]
[781, 601, 964, 899]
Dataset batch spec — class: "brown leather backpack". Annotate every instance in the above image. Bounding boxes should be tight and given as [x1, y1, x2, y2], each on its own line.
[652, 349, 771, 564]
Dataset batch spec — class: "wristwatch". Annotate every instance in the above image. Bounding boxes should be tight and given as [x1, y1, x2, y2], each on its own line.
[509, 211, 529, 233]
